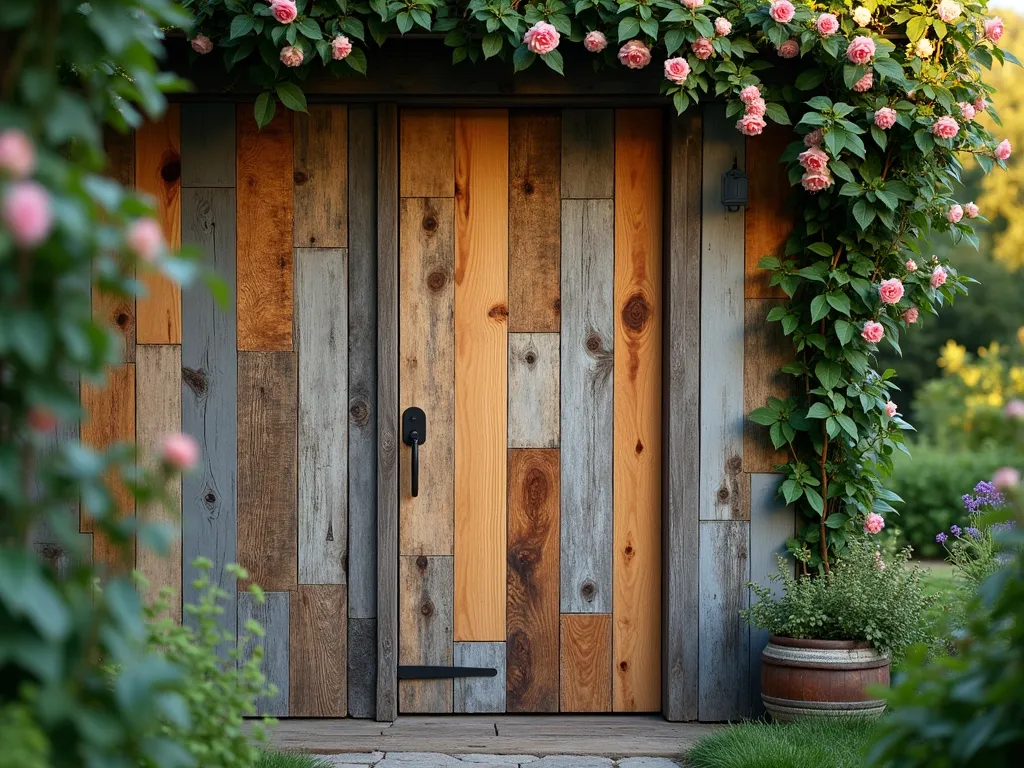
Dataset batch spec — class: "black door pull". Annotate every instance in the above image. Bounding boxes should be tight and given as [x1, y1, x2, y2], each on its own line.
[402, 407, 427, 497]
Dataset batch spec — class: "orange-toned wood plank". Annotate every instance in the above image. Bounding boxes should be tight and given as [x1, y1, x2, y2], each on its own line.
[135, 106, 182, 344]
[236, 106, 293, 351]
[745, 126, 795, 299]
[290, 585, 347, 716]
[400, 109, 455, 198]
[560, 613, 612, 712]
[454, 109, 509, 642]
[294, 105, 348, 248]
[96, 129, 136, 363]
[744, 299, 792, 473]
[612, 109, 663, 712]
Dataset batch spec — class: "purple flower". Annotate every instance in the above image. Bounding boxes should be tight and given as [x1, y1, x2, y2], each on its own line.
[966, 527, 981, 539]
[936, 532, 948, 544]
[950, 524, 962, 538]
[962, 480, 1006, 512]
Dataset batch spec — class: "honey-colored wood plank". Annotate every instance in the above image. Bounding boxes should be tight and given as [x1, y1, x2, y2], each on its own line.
[135, 106, 182, 344]
[612, 109, 662, 713]
[237, 351, 298, 592]
[744, 299, 791, 473]
[745, 126, 794, 299]
[399, 197, 455, 556]
[136, 345, 182, 620]
[453, 109, 508, 643]
[400, 109, 454, 198]
[294, 105, 348, 248]
[236, 106, 293, 351]
[509, 111, 560, 332]
[507, 449, 560, 713]
[97, 129, 136, 363]
[290, 585, 347, 717]
[399, 555, 454, 713]
[560, 614, 612, 713]
[508, 334, 559, 449]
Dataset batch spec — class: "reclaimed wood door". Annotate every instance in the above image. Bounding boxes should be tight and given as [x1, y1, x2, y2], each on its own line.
[397, 108, 664, 714]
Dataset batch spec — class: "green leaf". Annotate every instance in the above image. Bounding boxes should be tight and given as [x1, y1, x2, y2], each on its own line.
[618, 17, 640, 42]
[804, 486, 824, 515]
[749, 407, 780, 426]
[872, 56, 906, 82]
[794, 69, 825, 90]
[825, 291, 851, 316]
[396, 11, 413, 34]
[275, 81, 307, 113]
[806, 96, 832, 111]
[810, 294, 831, 323]
[852, 199, 875, 229]
[765, 103, 791, 126]
[834, 319, 855, 346]
[815, 360, 842, 391]
[230, 15, 255, 40]
[807, 402, 832, 419]
[835, 413, 859, 439]
[295, 17, 321, 40]
[482, 32, 502, 59]
[781, 479, 804, 504]
[870, 124, 887, 150]
[513, 45, 536, 72]
[541, 48, 564, 75]
[254, 91, 276, 128]
[807, 242, 832, 258]
[345, 47, 367, 74]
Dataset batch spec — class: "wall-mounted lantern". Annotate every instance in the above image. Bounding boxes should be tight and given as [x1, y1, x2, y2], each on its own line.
[721, 161, 749, 212]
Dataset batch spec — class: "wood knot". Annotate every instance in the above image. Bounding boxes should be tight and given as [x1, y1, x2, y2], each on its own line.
[622, 293, 650, 333]
[624, 544, 634, 559]
[160, 157, 181, 183]
[635, 439, 644, 455]
[293, 170, 309, 185]
[717, 486, 730, 503]
[204, 492, 216, 505]
[349, 399, 369, 426]
[619, 661, 629, 672]
[585, 333, 602, 353]
[524, 468, 549, 507]
[420, 599, 434, 618]
[182, 366, 208, 396]
[116, 312, 129, 327]
[427, 270, 447, 291]
[726, 455, 743, 474]
[416, 555, 428, 570]
[580, 580, 597, 602]
[488, 304, 508, 320]
[524, 352, 536, 365]
[523, 181, 534, 194]
[552, 298, 561, 313]
[422, 215, 438, 232]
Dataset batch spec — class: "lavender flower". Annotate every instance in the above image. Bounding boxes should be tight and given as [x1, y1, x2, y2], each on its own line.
[936, 532, 948, 544]
[966, 527, 981, 539]
[950, 524, 962, 538]
[962, 480, 1006, 512]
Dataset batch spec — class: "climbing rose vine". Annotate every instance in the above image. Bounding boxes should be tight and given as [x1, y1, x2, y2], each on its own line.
[181, 0, 1015, 571]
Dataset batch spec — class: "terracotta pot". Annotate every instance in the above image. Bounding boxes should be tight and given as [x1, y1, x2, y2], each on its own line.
[760, 635, 890, 721]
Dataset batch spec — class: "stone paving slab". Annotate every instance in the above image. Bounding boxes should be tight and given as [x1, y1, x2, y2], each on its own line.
[312, 755, 680, 768]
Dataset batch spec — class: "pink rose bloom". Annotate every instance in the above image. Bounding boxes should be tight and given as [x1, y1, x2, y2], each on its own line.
[27, 407, 57, 433]
[937, 1, 961, 23]
[270, 0, 297, 24]
[974, 97, 987, 113]
[769, 0, 795, 24]
[777, 39, 799, 58]
[332, 35, 352, 60]
[161, 433, 200, 472]
[879, 278, 905, 305]
[715, 17, 732, 36]
[985, 17, 1004, 43]
[804, 128, 823, 147]
[874, 107, 897, 130]
[798, 146, 829, 173]
[737, 114, 768, 136]
[0, 129, 35, 179]
[995, 139, 1012, 160]
[816, 14, 839, 37]
[864, 512, 885, 535]
[965, 202, 979, 218]
[1004, 399, 1024, 418]
[861, 320, 885, 343]
[691, 37, 714, 60]
[745, 98, 767, 118]
[126, 217, 164, 263]
[584, 30, 607, 53]
[524, 21, 560, 55]
[2, 180, 52, 247]
[683, 0, 704, 8]
[947, 204, 964, 224]
[959, 102, 976, 121]
[190, 34, 213, 55]
[740, 85, 761, 104]
[992, 466, 1020, 491]
[618, 40, 652, 70]
[931, 115, 959, 140]
[853, 71, 873, 92]
[280, 45, 304, 67]
[905, 259, 917, 271]
[902, 306, 919, 323]
[885, 401, 898, 418]
[801, 170, 834, 192]
[930, 266, 947, 288]
[846, 36, 876, 64]
[664, 57, 691, 84]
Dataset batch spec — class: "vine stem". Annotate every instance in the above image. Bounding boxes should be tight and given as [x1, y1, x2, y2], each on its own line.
[819, 426, 831, 574]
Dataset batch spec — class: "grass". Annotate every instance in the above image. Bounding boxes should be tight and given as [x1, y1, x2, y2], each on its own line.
[253, 752, 335, 768]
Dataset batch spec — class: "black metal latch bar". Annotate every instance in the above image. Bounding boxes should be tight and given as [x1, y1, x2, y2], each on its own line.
[398, 665, 497, 680]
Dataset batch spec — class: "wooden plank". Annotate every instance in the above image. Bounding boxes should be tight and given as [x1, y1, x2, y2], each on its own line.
[348, 105, 378, 620]
[508, 334, 559, 449]
[612, 109, 662, 714]
[136, 345, 182, 621]
[698, 521, 751, 721]
[745, 126, 794, 299]
[453, 109, 508, 643]
[135, 106, 182, 344]
[294, 105, 348, 248]
[399, 109, 454, 197]
[291, 585, 348, 717]
[181, 103, 234, 187]
[236, 105, 293, 351]
[348, 617, 377, 718]
[744, 299, 791, 473]
[509, 111, 560, 332]
[297, 248, 348, 584]
[237, 351, 298, 592]
[103, 127, 134, 186]
[561, 110, 614, 199]
[454, 642, 506, 714]
[700, 107, 747, 522]
[239, 591, 290, 717]
[399, 197, 455, 556]
[97, 128, 136, 364]
[560, 614, 612, 713]
[180, 185, 237, 637]
[399, 555, 454, 713]
[559, 199, 614, 614]
[506, 449, 559, 713]
[663, 111, 702, 722]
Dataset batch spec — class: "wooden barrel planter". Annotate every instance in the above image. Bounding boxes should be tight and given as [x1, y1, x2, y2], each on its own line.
[760, 636, 890, 721]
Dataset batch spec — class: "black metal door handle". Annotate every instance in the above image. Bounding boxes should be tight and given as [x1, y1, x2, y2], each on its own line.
[409, 434, 420, 496]
[402, 407, 427, 498]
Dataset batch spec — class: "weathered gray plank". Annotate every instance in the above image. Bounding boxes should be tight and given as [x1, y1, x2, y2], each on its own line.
[698, 521, 751, 721]
[561, 110, 614, 199]
[296, 247, 348, 585]
[399, 555, 454, 713]
[348, 105, 378, 620]
[560, 198, 614, 614]
[180, 184, 237, 639]
[181, 103, 234, 188]
[663, 111, 702, 722]
[238, 591, 290, 716]
[454, 642, 506, 714]
[508, 334, 559, 449]
[348, 617, 378, 718]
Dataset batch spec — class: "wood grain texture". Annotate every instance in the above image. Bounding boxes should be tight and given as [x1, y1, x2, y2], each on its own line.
[743, 299, 791, 473]
[612, 109, 662, 714]
[290, 585, 348, 717]
[181, 103, 234, 187]
[98, 129, 136, 363]
[236, 105, 293, 351]
[297, 248, 348, 584]
[239, 590, 290, 716]
[509, 111, 560, 332]
[560, 613, 612, 713]
[561, 110, 614, 199]
[103, 127, 134, 186]
[135, 106, 182, 344]
[400, 109, 454, 197]
[506, 449, 560, 713]
[745, 125, 794, 299]
[348, 617, 377, 718]
[663, 112, 702, 722]
[399, 197, 454, 556]
[454, 642, 506, 714]
[237, 351, 298, 592]
[348, 106, 378, 620]
[700, 107, 747, 522]
[698, 521, 750, 721]
[560, 199, 614, 614]
[180, 186, 237, 637]
[399, 555, 454, 713]
[453, 109, 508, 643]
[294, 105, 348, 248]
[136, 345, 182, 621]
[508, 334, 559, 449]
